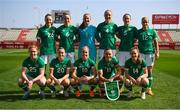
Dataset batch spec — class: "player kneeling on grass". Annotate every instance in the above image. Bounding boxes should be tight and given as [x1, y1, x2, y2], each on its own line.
[71, 46, 98, 97]
[124, 47, 149, 100]
[98, 48, 124, 97]
[18, 45, 46, 100]
[46, 47, 71, 97]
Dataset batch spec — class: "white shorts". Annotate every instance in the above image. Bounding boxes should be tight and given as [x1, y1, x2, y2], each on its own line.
[141, 53, 155, 66]
[118, 51, 131, 67]
[98, 49, 116, 60]
[66, 52, 75, 64]
[40, 54, 56, 64]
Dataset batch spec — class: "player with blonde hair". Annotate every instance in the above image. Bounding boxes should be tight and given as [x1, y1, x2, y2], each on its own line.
[95, 10, 118, 59]
[78, 13, 96, 61]
[136, 17, 159, 95]
[18, 45, 46, 99]
[71, 46, 98, 97]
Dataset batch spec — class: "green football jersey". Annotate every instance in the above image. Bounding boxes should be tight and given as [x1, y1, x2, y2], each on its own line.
[23, 56, 45, 78]
[74, 58, 96, 77]
[50, 57, 71, 79]
[56, 25, 79, 52]
[117, 25, 137, 51]
[136, 28, 158, 54]
[125, 58, 147, 79]
[98, 56, 119, 79]
[36, 25, 56, 55]
[95, 22, 118, 49]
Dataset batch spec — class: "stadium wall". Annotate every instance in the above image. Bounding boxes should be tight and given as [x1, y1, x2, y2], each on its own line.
[0, 28, 180, 50]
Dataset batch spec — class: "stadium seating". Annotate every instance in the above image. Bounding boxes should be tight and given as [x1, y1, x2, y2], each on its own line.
[0, 28, 180, 49]
[1, 28, 180, 42]
[0, 28, 37, 41]
[157, 30, 180, 42]
[0, 29, 8, 41]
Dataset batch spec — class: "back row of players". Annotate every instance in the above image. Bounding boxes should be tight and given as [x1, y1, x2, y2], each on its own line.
[18, 9, 159, 100]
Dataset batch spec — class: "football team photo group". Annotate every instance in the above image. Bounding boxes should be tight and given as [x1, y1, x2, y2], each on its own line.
[18, 10, 159, 101]
[1, 0, 180, 109]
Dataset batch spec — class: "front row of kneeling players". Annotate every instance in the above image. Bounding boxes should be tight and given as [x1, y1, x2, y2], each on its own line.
[18, 45, 149, 100]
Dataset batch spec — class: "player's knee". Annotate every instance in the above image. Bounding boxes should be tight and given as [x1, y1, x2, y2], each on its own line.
[98, 81, 104, 88]
[141, 78, 149, 86]
[63, 79, 70, 86]
[46, 78, 53, 85]
[88, 78, 97, 84]
[70, 78, 78, 85]
[93, 78, 98, 83]
[125, 79, 132, 86]
[119, 75, 124, 81]
[38, 77, 46, 85]
[18, 78, 23, 84]
[147, 66, 153, 72]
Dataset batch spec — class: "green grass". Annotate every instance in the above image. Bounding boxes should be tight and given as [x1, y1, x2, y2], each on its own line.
[0, 49, 180, 109]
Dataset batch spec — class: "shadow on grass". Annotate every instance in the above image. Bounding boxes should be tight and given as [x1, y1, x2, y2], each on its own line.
[0, 90, 139, 102]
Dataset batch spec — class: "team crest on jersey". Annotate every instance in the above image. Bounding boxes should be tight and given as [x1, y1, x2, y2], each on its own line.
[62, 65, 67, 68]
[109, 26, 113, 30]
[123, 31, 127, 36]
[70, 30, 73, 33]
[52, 30, 55, 33]
[62, 29, 65, 32]
[110, 63, 114, 67]
[87, 65, 90, 69]
[78, 65, 83, 69]
[128, 28, 131, 31]
[147, 32, 151, 36]
[55, 64, 59, 68]
[104, 27, 109, 33]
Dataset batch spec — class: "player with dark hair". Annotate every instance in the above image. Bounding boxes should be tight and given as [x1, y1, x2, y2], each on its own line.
[46, 47, 71, 97]
[98, 48, 123, 97]
[124, 47, 149, 100]
[36, 13, 57, 73]
[117, 13, 138, 73]
[56, 13, 79, 64]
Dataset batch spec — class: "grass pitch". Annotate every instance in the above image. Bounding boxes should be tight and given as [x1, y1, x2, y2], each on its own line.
[0, 49, 180, 109]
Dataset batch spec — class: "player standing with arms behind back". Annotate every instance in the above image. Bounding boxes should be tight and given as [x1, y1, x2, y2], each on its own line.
[36, 14, 57, 74]
[56, 13, 79, 64]
[136, 17, 159, 95]
[95, 10, 118, 59]
[78, 13, 97, 61]
[117, 13, 138, 74]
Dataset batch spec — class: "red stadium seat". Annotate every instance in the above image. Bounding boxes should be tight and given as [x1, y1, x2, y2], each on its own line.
[157, 31, 173, 42]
